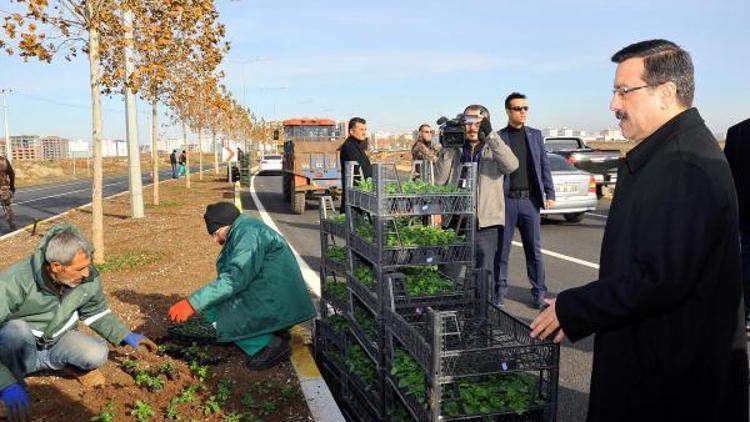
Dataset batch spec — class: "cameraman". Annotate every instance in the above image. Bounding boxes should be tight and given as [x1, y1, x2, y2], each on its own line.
[435, 105, 518, 282]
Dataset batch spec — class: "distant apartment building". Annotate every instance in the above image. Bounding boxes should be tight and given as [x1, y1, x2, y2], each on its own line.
[103, 139, 128, 157]
[10, 135, 42, 161]
[41, 136, 70, 160]
[597, 129, 624, 141]
[68, 140, 91, 158]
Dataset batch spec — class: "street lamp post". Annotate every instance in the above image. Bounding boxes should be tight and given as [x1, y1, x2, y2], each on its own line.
[229, 57, 266, 109]
[1, 89, 12, 161]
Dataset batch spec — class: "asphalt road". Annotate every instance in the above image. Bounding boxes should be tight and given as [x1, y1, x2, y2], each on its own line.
[0, 166, 207, 236]
[241, 174, 613, 422]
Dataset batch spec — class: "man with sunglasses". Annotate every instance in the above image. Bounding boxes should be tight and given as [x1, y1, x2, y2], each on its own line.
[530, 39, 748, 421]
[435, 105, 518, 283]
[494, 93, 555, 309]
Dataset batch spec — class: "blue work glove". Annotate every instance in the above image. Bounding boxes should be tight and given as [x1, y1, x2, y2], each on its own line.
[1, 383, 29, 422]
[122, 332, 158, 353]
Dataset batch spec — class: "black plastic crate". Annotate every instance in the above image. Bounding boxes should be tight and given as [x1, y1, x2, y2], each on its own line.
[346, 296, 381, 364]
[320, 217, 346, 238]
[321, 274, 349, 313]
[383, 300, 559, 421]
[344, 162, 477, 217]
[347, 188, 475, 217]
[349, 232, 472, 267]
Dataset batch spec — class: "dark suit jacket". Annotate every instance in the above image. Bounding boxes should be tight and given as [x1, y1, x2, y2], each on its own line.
[498, 126, 555, 208]
[724, 118, 750, 231]
[339, 136, 372, 211]
[556, 109, 748, 422]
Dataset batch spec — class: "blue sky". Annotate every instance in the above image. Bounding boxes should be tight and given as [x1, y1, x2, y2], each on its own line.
[1, 0, 748, 142]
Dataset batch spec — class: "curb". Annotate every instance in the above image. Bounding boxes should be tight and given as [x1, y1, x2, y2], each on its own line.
[236, 176, 345, 422]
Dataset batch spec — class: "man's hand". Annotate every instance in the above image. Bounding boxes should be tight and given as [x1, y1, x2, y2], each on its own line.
[544, 199, 555, 209]
[530, 299, 567, 344]
[122, 332, 159, 354]
[1, 383, 29, 422]
[168, 298, 196, 323]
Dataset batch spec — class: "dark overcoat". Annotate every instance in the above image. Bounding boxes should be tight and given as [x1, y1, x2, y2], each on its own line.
[556, 108, 749, 422]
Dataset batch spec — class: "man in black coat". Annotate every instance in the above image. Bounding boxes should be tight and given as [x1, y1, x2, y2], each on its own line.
[725, 118, 750, 332]
[531, 39, 748, 422]
[169, 149, 178, 178]
[339, 117, 372, 212]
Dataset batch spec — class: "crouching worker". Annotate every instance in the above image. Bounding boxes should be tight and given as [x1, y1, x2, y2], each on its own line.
[0, 225, 158, 422]
[168, 202, 316, 370]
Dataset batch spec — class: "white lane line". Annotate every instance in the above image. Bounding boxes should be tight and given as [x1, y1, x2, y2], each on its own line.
[248, 174, 321, 296]
[15, 181, 128, 205]
[512, 240, 600, 270]
[585, 212, 609, 219]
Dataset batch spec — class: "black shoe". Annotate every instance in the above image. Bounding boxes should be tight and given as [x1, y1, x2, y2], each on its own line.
[492, 296, 505, 308]
[246, 335, 291, 370]
[533, 295, 547, 310]
[274, 329, 291, 342]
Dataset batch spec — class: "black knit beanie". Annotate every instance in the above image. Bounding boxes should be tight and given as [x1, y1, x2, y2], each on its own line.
[204, 202, 241, 235]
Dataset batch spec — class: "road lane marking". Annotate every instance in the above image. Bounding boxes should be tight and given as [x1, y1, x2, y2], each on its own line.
[248, 174, 321, 296]
[15, 181, 128, 205]
[585, 212, 609, 219]
[512, 240, 600, 269]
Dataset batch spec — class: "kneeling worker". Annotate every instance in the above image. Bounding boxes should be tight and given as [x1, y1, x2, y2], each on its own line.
[0, 225, 158, 422]
[168, 202, 316, 369]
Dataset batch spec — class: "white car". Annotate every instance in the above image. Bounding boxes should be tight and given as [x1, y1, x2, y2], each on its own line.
[258, 154, 283, 175]
[541, 154, 598, 223]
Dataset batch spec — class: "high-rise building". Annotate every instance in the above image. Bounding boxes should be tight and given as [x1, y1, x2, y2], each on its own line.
[10, 135, 42, 160]
[42, 136, 71, 160]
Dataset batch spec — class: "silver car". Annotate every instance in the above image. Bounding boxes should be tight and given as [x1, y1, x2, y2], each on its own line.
[540, 154, 598, 223]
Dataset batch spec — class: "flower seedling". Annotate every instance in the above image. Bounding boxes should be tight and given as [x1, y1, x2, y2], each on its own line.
[91, 401, 116, 422]
[130, 400, 154, 422]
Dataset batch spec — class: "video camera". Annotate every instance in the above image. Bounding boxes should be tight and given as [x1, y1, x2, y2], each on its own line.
[436, 114, 466, 148]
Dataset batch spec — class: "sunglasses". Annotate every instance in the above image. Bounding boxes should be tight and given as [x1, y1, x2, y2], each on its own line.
[508, 106, 529, 112]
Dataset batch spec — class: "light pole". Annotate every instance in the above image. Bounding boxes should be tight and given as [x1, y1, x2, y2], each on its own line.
[228, 57, 266, 109]
[1, 88, 12, 161]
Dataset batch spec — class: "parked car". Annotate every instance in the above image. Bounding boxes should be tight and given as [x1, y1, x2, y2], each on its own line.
[258, 154, 283, 175]
[541, 153, 598, 223]
[543, 136, 620, 197]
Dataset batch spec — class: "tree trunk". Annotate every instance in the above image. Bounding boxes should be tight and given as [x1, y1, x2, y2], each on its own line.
[183, 122, 190, 188]
[87, 2, 105, 264]
[213, 129, 219, 174]
[198, 127, 203, 181]
[123, 8, 144, 219]
[151, 99, 159, 206]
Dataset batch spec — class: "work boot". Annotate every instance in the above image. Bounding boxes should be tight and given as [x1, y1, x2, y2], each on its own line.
[66, 367, 106, 388]
[273, 329, 291, 342]
[245, 335, 291, 370]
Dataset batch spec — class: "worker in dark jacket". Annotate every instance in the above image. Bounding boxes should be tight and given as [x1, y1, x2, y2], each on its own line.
[724, 117, 750, 332]
[339, 117, 372, 212]
[169, 149, 178, 178]
[0, 225, 158, 422]
[168, 202, 315, 370]
[531, 39, 748, 422]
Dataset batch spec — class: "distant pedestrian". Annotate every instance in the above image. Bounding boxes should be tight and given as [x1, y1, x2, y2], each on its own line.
[177, 150, 186, 178]
[0, 155, 16, 231]
[724, 117, 750, 332]
[339, 117, 372, 212]
[169, 149, 178, 179]
[530, 39, 748, 422]
[494, 92, 555, 309]
[411, 123, 440, 181]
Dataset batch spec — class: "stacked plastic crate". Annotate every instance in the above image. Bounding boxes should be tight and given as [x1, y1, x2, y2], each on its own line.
[315, 162, 560, 421]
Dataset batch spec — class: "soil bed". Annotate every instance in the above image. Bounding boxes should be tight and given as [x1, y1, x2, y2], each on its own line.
[0, 175, 313, 422]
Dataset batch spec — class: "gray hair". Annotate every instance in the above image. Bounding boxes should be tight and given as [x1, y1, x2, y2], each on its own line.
[611, 39, 695, 108]
[45, 229, 93, 265]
